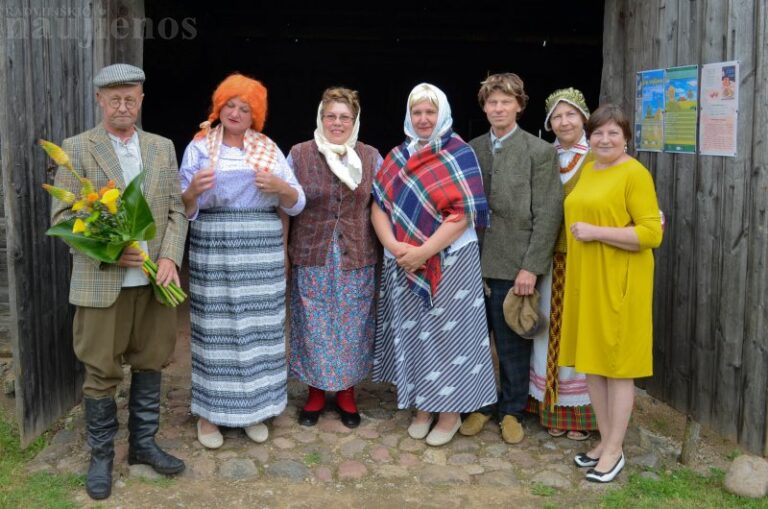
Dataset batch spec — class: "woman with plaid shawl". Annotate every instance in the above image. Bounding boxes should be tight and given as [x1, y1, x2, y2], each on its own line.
[371, 83, 497, 447]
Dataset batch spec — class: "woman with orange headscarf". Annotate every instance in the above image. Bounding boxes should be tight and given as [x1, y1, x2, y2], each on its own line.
[179, 73, 305, 449]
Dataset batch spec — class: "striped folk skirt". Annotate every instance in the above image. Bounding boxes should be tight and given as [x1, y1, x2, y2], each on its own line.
[528, 252, 596, 431]
[372, 242, 497, 413]
[189, 208, 287, 427]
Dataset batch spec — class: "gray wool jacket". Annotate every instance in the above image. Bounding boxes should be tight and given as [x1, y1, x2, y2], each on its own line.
[469, 127, 563, 281]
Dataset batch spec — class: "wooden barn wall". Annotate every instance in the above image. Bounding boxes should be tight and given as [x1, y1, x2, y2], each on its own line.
[601, 0, 768, 455]
[0, 0, 143, 445]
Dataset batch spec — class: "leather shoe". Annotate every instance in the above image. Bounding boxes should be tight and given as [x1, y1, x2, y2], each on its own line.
[335, 405, 361, 428]
[586, 453, 625, 483]
[459, 412, 491, 436]
[298, 408, 322, 427]
[573, 452, 600, 468]
[425, 417, 461, 446]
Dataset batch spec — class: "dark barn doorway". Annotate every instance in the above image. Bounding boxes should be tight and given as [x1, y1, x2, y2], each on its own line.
[142, 2, 604, 160]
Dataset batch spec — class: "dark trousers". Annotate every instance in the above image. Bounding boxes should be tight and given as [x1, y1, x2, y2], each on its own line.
[479, 278, 532, 420]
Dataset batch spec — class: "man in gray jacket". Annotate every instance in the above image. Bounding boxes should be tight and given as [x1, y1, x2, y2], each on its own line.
[461, 73, 562, 444]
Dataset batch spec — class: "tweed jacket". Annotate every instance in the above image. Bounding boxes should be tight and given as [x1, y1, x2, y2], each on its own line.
[288, 140, 381, 269]
[469, 127, 563, 281]
[51, 125, 188, 308]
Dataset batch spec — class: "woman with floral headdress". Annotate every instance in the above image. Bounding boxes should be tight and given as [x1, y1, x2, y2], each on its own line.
[286, 87, 383, 429]
[371, 83, 497, 447]
[179, 73, 305, 448]
[526, 88, 597, 441]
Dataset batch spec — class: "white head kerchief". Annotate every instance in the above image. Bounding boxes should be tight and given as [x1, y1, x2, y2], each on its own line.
[313, 102, 362, 190]
[404, 83, 453, 153]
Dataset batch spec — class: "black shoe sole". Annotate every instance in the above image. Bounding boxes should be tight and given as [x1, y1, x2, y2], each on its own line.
[128, 457, 185, 475]
[335, 405, 361, 428]
[574, 453, 600, 468]
[298, 409, 323, 426]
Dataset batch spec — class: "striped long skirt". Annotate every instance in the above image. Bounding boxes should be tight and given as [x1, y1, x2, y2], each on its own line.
[372, 242, 497, 413]
[189, 208, 287, 427]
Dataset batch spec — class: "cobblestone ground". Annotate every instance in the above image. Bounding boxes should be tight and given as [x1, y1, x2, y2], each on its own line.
[25, 307, 729, 508]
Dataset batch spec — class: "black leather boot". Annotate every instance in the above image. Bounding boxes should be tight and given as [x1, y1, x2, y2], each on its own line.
[127, 371, 185, 475]
[84, 397, 118, 500]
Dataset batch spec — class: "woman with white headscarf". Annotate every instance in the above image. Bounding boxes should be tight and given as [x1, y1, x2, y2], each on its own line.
[287, 87, 383, 428]
[371, 83, 497, 446]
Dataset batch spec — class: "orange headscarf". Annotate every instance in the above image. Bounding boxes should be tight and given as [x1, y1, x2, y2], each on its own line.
[195, 73, 268, 139]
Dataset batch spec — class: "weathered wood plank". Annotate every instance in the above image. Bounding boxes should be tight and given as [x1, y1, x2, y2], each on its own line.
[741, 0, 768, 455]
[667, 0, 699, 415]
[688, 0, 727, 427]
[599, 0, 628, 104]
[708, 0, 755, 441]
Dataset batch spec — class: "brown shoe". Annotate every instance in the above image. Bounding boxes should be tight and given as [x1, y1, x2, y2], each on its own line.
[459, 412, 491, 436]
[500, 415, 524, 444]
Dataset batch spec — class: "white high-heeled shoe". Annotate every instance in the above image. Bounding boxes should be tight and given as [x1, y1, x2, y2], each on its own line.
[585, 453, 625, 483]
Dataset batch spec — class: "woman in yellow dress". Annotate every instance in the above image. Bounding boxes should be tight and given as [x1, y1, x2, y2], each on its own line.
[559, 104, 663, 483]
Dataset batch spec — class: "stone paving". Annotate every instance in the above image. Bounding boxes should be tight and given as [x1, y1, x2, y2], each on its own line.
[29, 372, 683, 494]
[21, 308, 706, 507]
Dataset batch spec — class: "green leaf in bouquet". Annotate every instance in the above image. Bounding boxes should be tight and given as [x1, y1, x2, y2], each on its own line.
[121, 172, 157, 241]
[46, 219, 127, 263]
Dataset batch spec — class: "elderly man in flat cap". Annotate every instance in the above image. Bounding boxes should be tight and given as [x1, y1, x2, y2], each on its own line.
[51, 63, 188, 500]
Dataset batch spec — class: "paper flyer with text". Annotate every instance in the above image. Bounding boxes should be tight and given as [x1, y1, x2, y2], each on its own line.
[699, 61, 738, 157]
[663, 65, 698, 153]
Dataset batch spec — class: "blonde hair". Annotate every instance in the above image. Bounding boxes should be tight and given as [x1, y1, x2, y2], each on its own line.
[477, 73, 528, 117]
[408, 84, 440, 110]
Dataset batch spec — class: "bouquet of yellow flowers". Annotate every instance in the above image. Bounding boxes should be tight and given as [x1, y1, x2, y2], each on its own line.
[39, 139, 186, 307]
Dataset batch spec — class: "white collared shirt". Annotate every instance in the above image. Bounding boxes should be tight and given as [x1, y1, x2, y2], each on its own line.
[108, 131, 150, 287]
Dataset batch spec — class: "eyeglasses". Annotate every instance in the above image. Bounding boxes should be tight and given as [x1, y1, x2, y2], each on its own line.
[106, 96, 139, 109]
[322, 114, 355, 124]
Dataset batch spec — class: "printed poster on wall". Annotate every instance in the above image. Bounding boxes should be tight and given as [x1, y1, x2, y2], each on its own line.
[663, 65, 698, 153]
[635, 69, 664, 152]
[699, 60, 739, 157]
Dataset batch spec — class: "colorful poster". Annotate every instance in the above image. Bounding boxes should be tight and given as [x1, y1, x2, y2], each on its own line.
[663, 65, 698, 153]
[635, 69, 665, 152]
[699, 61, 739, 157]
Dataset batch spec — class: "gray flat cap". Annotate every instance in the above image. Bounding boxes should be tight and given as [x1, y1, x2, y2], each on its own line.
[93, 63, 145, 88]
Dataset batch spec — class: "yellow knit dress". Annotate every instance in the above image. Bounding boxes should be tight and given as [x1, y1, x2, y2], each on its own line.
[558, 158, 663, 378]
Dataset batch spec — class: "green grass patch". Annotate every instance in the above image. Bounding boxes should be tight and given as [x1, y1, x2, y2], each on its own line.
[132, 476, 176, 488]
[531, 483, 557, 497]
[303, 451, 322, 467]
[0, 408, 83, 509]
[599, 468, 768, 509]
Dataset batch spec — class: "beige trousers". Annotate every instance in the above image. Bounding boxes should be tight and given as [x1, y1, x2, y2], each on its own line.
[73, 286, 177, 398]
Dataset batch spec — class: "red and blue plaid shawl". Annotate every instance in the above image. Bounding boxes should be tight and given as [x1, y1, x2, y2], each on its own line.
[373, 130, 490, 307]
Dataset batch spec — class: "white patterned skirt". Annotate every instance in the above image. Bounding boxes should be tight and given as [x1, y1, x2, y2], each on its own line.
[189, 208, 287, 427]
[372, 242, 497, 413]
